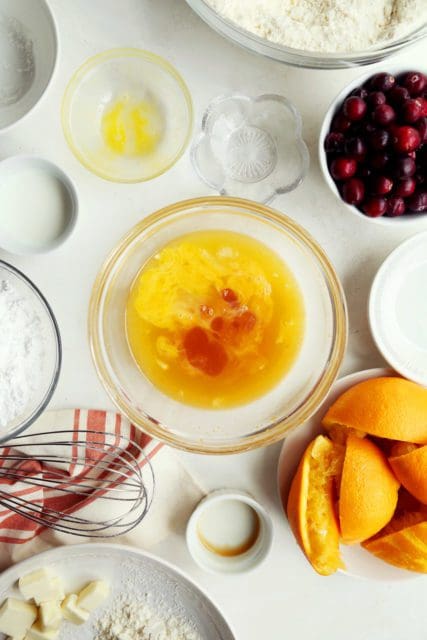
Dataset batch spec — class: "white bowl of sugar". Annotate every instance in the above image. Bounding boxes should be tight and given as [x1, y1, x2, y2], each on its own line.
[0, 0, 58, 131]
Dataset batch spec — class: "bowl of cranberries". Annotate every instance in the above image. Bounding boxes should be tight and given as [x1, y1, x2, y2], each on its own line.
[320, 69, 427, 222]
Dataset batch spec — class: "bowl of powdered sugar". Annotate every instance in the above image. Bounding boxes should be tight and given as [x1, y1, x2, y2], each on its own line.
[0, 260, 61, 442]
[185, 0, 427, 69]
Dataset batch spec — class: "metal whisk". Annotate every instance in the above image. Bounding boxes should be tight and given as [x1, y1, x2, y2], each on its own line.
[0, 430, 155, 537]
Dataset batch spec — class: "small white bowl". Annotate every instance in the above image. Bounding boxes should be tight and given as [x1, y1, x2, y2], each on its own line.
[0, 0, 58, 131]
[369, 231, 427, 385]
[0, 155, 78, 255]
[186, 490, 273, 574]
[319, 64, 427, 226]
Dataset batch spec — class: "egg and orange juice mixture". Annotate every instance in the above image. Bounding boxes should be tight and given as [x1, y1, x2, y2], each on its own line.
[126, 230, 305, 408]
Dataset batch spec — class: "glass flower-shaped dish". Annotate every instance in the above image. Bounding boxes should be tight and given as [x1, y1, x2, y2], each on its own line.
[191, 94, 309, 203]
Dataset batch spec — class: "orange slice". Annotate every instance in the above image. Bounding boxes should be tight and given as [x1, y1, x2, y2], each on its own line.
[322, 377, 427, 444]
[339, 436, 400, 543]
[286, 435, 344, 576]
[363, 509, 427, 573]
[389, 444, 427, 505]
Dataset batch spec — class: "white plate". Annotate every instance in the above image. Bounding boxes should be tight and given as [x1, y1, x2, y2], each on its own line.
[0, 544, 235, 640]
[277, 368, 423, 582]
[369, 232, 427, 387]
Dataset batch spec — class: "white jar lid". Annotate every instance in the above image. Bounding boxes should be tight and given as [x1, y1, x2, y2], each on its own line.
[369, 232, 427, 386]
[186, 490, 273, 574]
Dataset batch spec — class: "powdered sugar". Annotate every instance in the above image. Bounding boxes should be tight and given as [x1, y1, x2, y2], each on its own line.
[207, 0, 427, 53]
[0, 14, 35, 106]
[0, 279, 45, 428]
[95, 594, 202, 640]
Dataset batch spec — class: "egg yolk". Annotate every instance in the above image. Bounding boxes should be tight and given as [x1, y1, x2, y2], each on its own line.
[126, 230, 305, 409]
[101, 95, 163, 156]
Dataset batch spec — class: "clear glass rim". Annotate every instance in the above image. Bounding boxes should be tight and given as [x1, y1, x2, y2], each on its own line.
[185, 0, 427, 69]
[61, 48, 194, 183]
[0, 260, 62, 443]
[88, 196, 348, 454]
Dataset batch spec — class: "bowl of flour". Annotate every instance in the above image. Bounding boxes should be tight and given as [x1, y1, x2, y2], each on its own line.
[185, 0, 427, 69]
[0, 260, 61, 442]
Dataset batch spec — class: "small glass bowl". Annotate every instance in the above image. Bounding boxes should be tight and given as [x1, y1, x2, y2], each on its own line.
[185, 0, 427, 70]
[0, 260, 61, 443]
[89, 197, 347, 455]
[62, 48, 193, 183]
[191, 94, 309, 204]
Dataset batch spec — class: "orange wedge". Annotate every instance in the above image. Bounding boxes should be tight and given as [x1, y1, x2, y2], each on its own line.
[322, 377, 427, 444]
[389, 444, 427, 505]
[287, 435, 344, 576]
[363, 509, 427, 573]
[339, 436, 399, 543]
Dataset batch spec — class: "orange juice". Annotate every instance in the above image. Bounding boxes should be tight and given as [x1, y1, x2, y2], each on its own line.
[126, 230, 305, 408]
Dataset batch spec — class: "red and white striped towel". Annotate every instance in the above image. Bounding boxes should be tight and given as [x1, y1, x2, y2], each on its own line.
[0, 409, 204, 570]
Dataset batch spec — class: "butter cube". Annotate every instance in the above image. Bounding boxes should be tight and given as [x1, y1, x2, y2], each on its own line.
[0, 598, 37, 637]
[38, 601, 62, 631]
[25, 622, 59, 640]
[77, 580, 109, 612]
[61, 594, 89, 625]
[18, 569, 65, 605]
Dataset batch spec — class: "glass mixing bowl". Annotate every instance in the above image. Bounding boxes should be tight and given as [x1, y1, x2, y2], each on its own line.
[62, 49, 193, 183]
[89, 197, 347, 454]
[185, 0, 427, 70]
[0, 260, 61, 443]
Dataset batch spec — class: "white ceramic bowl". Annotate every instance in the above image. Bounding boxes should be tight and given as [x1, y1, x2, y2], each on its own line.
[186, 490, 273, 574]
[319, 64, 427, 226]
[0, 0, 58, 131]
[0, 155, 78, 254]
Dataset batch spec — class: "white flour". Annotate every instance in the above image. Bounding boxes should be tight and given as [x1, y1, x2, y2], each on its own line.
[95, 595, 201, 640]
[0, 279, 45, 428]
[207, 0, 427, 53]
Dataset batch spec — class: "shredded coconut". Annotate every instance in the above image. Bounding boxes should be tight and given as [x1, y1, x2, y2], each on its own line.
[0, 279, 45, 428]
[206, 0, 427, 53]
[95, 595, 202, 640]
[0, 14, 35, 105]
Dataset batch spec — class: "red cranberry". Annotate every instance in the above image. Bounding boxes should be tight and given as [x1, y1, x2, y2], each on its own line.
[330, 157, 357, 180]
[417, 117, 427, 144]
[332, 113, 352, 133]
[388, 85, 410, 106]
[402, 98, 423, 123]
[363, 197, 387, 217]
[369, 151, 390, 170]
[387, 196, 406, 217]
[419, 98, 427, 117]
[324, 132, 345, 153]
[373, 104, 396, 126]
[407, 191, 427, 212]
[394, 177, 416, 197]
[367, 129, 390, 150]
[392, 126, 421, 153]
[351, 87, 369, 99]
[343, 96, 367, 121]
[345, 137, 366, 159]
[402, 71, 427, 97]
[367, 91, 386, 108]
[369, 73, 396, 92]
[342, 178, 365, 205]
[371, 176, 393, 195]
[392, 156, 416, 178]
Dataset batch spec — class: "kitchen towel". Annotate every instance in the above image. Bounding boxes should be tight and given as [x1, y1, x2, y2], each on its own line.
[0, 409, 205, 570]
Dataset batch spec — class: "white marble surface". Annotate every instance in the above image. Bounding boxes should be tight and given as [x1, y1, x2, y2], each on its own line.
[1, 1, 426, 638]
